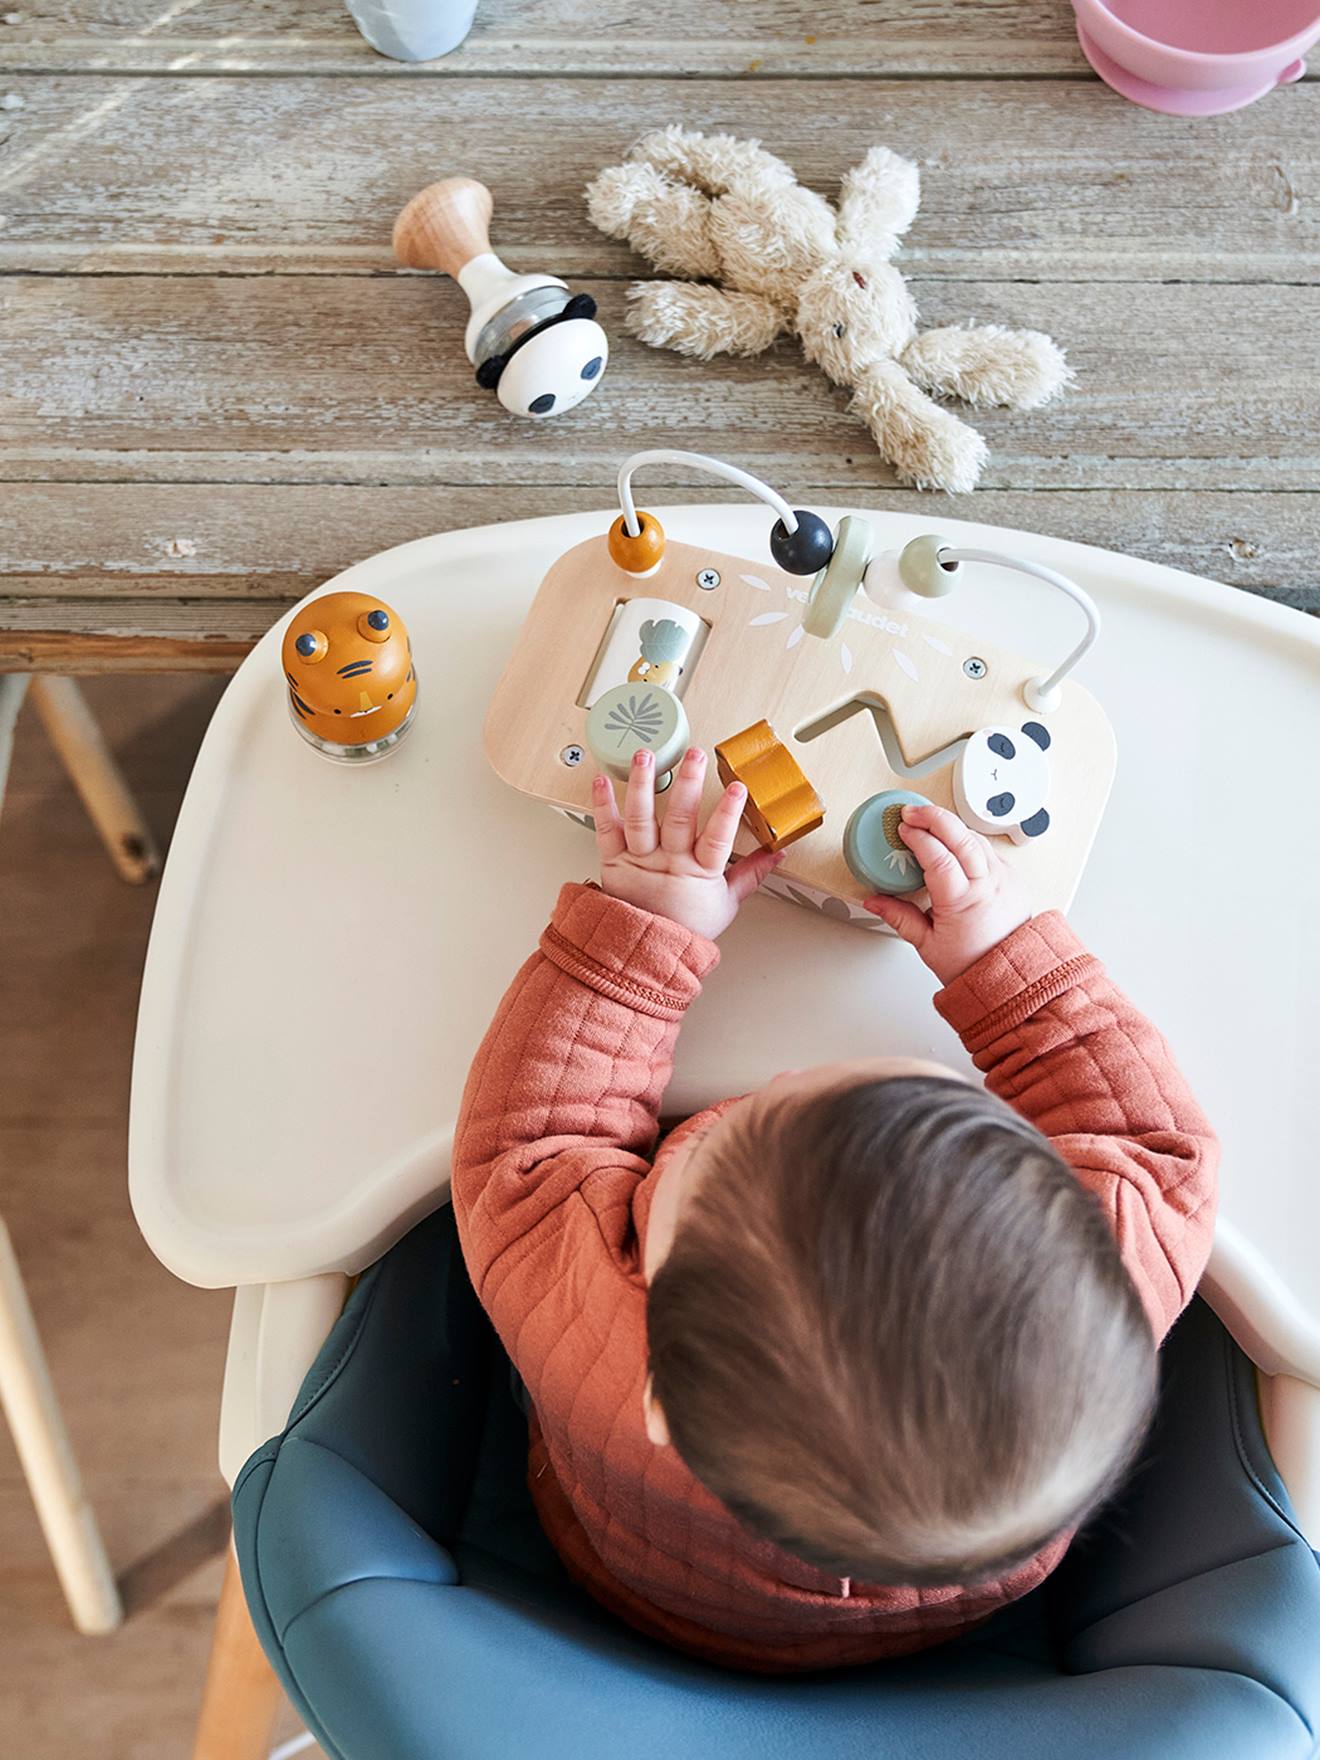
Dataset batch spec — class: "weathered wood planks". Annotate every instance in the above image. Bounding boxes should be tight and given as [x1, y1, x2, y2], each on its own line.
[1, 3, 1316, 666]
[2, 0, 1093, 76]
[4, 275, 1316, 489]
[0, 77, 1314, 282]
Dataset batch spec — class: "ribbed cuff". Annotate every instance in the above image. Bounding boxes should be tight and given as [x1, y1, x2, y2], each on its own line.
[538, 882, 720, 1021]
[934, 912, 1101, 1055]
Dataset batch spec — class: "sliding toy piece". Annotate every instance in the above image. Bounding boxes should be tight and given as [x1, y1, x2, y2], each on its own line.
[843, 789, 931, 894]
[394, 177, 608, 420]
[282, 591, 418, 764]
[954, 722, 1052, 841]
[804, 515, 872, 639]
[586, 681, 689, 785]
[582, 598, 706, 705]
[714, 720, 824, 852]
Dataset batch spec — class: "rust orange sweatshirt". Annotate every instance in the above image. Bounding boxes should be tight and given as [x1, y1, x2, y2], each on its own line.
[451, 882, 1218, 1672]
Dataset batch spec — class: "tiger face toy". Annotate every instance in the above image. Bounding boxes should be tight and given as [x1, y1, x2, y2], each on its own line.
[282, 591, 418, 762]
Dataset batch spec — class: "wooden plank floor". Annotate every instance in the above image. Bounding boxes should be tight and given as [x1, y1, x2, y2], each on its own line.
[0, 675, 331, 1757]
[1, 2, 1317, 668]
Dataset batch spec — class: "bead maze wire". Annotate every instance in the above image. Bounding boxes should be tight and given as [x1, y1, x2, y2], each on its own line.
[617, 449, 799, 539]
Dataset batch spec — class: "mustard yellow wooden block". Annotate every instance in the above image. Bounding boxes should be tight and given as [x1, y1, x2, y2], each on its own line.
[607, 512, 665, 574]
[715, 719, 825, 852]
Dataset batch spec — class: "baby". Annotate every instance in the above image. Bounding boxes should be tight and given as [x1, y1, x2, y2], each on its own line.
[452, 746, 1217, 1671]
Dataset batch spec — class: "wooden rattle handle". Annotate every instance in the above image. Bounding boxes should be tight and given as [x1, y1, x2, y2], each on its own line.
[393, 178, 494, 278]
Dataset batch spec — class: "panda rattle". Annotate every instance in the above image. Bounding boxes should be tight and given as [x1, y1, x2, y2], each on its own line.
[394, 177, 609, 420]
[954, 721, 1052, 842]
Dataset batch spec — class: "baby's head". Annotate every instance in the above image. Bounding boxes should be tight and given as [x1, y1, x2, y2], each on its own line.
[645, 1064, 1157, 1585]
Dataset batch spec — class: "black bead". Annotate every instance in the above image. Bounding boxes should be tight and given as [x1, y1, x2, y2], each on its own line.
[770, 511, 834, 576]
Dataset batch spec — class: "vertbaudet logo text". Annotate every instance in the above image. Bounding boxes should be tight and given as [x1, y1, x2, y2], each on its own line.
[784, 584, 907, 636]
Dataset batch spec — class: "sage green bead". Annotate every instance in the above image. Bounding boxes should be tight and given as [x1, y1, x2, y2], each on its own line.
[898, 534, 960, 597]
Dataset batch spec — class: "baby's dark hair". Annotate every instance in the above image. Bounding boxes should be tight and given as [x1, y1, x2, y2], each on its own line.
[647, 1077, 1157, 1586]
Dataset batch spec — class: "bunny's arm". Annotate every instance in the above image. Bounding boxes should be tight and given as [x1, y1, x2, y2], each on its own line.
[626, 125, 799, 198]
[586, 160, 721, 280]
[902, 325, 1071, 411]
[627, 282, 788, 360]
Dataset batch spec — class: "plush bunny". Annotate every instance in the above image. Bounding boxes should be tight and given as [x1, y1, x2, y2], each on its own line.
[586, 129, 1069, 493]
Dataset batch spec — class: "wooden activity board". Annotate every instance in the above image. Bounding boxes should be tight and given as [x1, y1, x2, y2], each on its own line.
[485, 529, 1117, 927]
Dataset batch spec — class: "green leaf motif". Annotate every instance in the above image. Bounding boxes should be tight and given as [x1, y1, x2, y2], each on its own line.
[602, 691, 666, 749]
[638, 618, 688, 664]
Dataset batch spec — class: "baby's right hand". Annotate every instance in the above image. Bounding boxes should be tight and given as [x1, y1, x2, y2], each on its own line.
[862, 803, 1032, 985]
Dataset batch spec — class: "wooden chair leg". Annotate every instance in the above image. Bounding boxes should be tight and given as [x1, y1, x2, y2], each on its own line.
[28, 675, 160, 884]
[194, 1543, 285, 1760]
[0, 1217, 123, 1635]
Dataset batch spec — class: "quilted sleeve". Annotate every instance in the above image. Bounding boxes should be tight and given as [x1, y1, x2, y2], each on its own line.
[451, 882, 719, 1304]
[935, 913, 1219, 1339]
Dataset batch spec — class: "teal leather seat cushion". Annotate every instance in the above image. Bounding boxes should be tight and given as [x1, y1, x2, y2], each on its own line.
[233, 1207, 1320, 1760]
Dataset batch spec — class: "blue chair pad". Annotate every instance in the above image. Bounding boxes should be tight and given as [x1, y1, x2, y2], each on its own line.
[233, 1206, 1320, 1760]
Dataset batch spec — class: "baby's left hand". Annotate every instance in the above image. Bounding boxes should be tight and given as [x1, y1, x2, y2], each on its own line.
[592, 746, 783, 940]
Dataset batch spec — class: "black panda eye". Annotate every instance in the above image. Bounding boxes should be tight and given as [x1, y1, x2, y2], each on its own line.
[580, 357, 603, 381]
[988, 734, 1016, 759]
[529, 392, 556, 415]
[987, 792, 1016, 817]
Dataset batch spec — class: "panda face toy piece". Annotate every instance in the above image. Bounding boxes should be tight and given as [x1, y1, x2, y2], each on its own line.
[954, 721, 1052, 842]
[495, 318, 609, 419]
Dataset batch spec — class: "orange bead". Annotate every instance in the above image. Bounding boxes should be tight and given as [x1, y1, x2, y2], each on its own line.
[607, 511, 665, 574]
[715, 720, 824, 852]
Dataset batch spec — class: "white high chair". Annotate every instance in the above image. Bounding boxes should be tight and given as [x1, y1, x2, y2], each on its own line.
[127, 506, 1320, 1758]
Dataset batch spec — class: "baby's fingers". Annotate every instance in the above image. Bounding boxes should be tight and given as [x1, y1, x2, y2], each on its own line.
[898, 818, 969, 908]
[901, 802, 990, 882]
[592, 774, 626, 862]
[623, 749, 658, 855]
[863, 893, 931, 948]
[726, 846, 784, 903]
[659, 748, 707, 855]
[693, 777, 748, 872]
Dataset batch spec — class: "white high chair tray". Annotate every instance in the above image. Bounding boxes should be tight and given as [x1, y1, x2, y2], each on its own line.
[130, 507, 1320, 1388]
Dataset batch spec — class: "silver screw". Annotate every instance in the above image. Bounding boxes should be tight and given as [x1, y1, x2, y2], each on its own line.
[696, 568, 720, 590]
[559, 743, 585, 767]
[963, 657, 987, 680]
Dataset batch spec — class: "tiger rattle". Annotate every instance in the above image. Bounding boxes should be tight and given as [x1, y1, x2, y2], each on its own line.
[282, 591, 418, 763]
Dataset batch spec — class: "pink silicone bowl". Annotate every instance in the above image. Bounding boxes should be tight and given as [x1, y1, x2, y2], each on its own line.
[1071, 0, 1320, 113]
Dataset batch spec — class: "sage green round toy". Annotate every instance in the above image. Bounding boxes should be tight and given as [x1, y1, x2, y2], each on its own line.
[843, 788, 931, 894]
[804, 514, 872, 639]
[585, 680, 690, 782]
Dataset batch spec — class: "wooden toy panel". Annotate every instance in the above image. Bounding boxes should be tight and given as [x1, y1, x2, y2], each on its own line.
[485, 533, 1117, 916]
